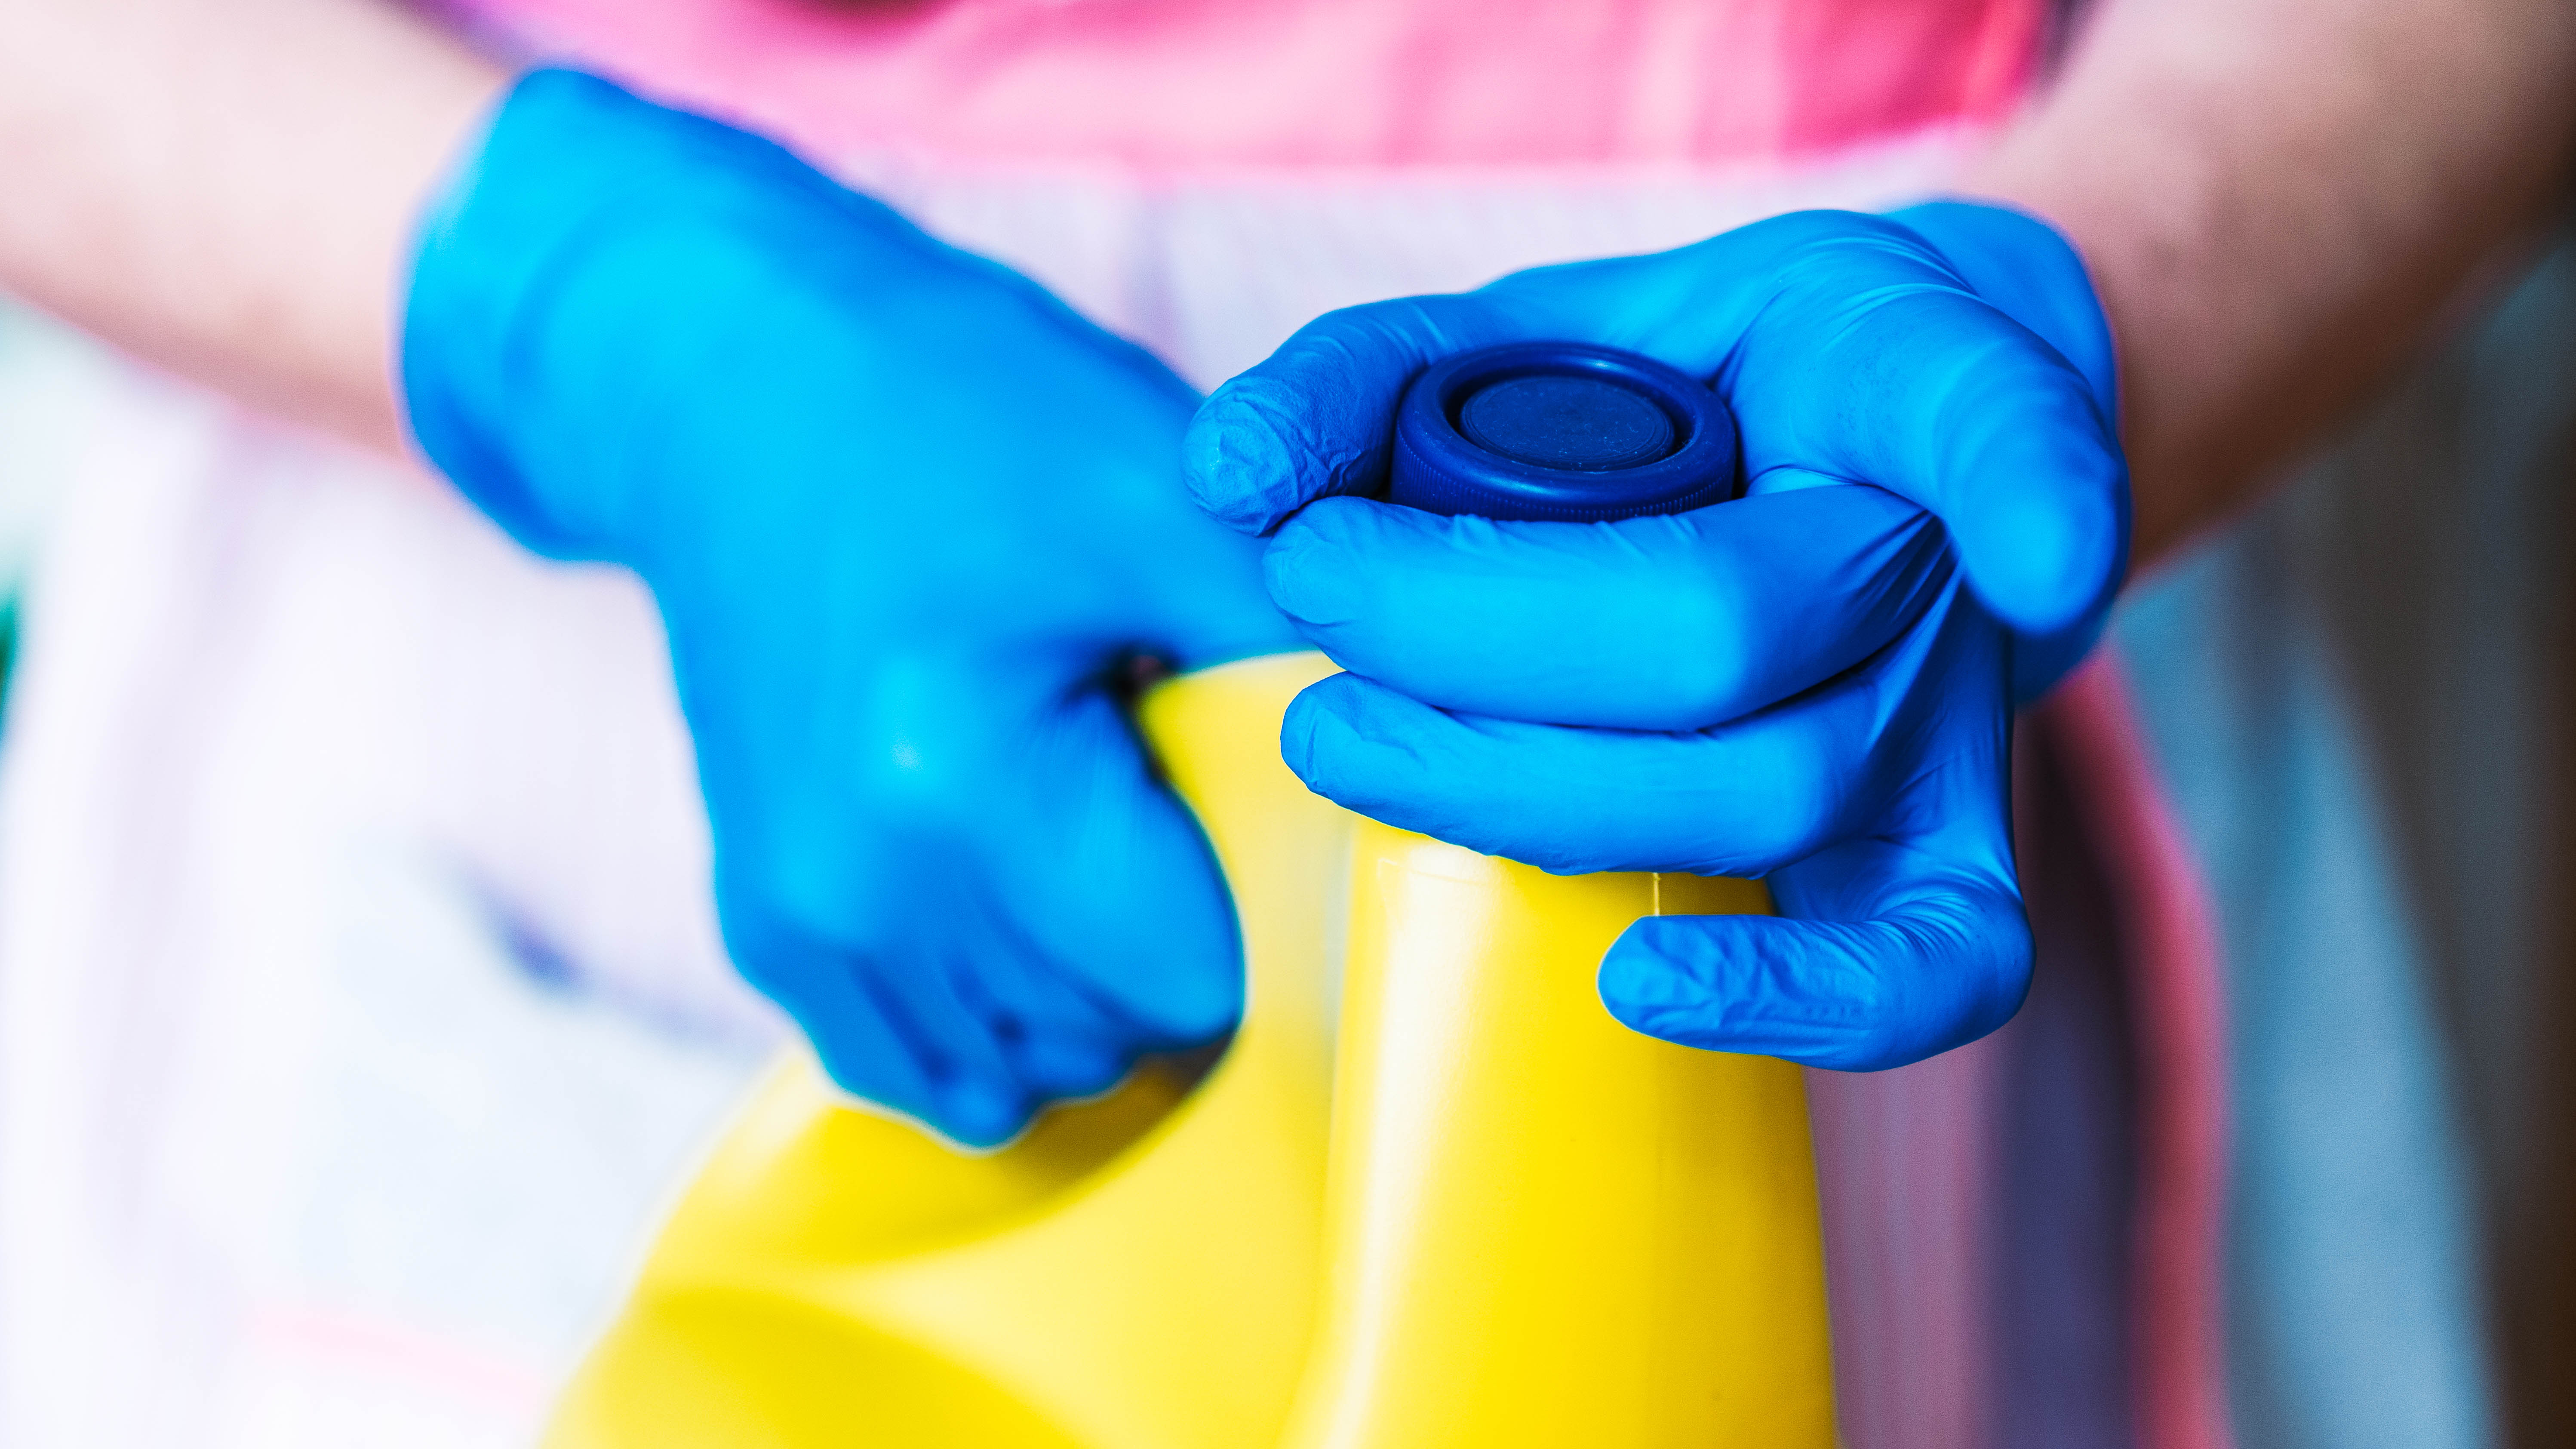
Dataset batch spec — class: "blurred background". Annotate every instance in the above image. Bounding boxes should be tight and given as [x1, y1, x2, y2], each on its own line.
[1, 2, 2573, 1447]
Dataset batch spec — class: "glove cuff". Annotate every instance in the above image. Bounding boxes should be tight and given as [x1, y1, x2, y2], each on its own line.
[400, 68, 863, 560]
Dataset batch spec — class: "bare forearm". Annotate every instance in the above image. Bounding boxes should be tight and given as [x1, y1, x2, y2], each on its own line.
[0, 0, 502, 453]
[1973, 0, 2576, 565]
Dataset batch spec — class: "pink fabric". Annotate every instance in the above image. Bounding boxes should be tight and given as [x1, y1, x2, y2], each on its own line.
[455, 0, 2041, 174]
[2041, 653, 2236, 1449]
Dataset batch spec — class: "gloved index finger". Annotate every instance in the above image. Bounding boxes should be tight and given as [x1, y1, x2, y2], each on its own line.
[1183, 292, 1550, 535]
[1265, 486, 1948, 731]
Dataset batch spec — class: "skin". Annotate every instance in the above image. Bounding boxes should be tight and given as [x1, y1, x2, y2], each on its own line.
[1969, 0, 2576, 561]
[0, 0, 501, 453]
[3, 0, 2571, 565]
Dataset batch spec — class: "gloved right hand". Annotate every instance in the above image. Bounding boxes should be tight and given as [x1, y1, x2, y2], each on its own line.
[1186, 204, 2126, 1070]
[403, 71, 1294, 1146]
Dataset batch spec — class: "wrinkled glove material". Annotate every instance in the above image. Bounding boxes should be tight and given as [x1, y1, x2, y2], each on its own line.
[1188, 203, 2128, 1070]
[406, 69, 1293, 1145]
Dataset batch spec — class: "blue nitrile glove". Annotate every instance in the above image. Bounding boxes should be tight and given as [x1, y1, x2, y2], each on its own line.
[405, 70, 1294, 1145]
[1185, 204, 2125, 1068]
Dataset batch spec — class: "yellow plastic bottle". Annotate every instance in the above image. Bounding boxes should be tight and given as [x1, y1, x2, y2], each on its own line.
[542, 651, 1836, 1448]
[550, 336, 1835, 1443]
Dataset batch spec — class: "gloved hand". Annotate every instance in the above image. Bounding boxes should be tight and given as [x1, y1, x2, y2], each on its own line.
[405, 70, 1293, 1144]
[1186, 204, 2125, 1068]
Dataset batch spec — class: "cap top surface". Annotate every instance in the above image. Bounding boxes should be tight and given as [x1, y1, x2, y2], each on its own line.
[1388, 340, 1738, 522]
[1457, 374, 1676, 472]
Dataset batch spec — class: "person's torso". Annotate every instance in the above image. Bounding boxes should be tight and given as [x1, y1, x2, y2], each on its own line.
[449, 0, 2044, 175]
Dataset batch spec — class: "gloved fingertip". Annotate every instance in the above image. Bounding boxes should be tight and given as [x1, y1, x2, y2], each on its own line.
[1137, 954, 1245, 1047]
[1595, 921, 1715, 1040]
[1956, 471, 2124, 637]
[1183, 383, 1306, 535]
[935, 1076, 1032, 1150]
[1279, 674, 1379, 798]
[1277, 684, 1328, 783]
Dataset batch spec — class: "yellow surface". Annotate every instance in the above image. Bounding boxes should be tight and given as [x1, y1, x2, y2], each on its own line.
[544, 652, 1836, 1448]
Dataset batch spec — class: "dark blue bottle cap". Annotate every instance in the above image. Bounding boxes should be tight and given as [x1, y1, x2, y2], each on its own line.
[1386, 341, 1738, 522]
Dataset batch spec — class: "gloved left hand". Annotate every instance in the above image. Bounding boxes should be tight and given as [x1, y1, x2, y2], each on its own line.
[404, 71, 1294, 1144]
[1186, 204, 2126, 1069]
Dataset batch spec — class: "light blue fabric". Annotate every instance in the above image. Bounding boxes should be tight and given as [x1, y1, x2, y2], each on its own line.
[2120, 572, 2495, 1449]
[2113, 219, 2576, 1449]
